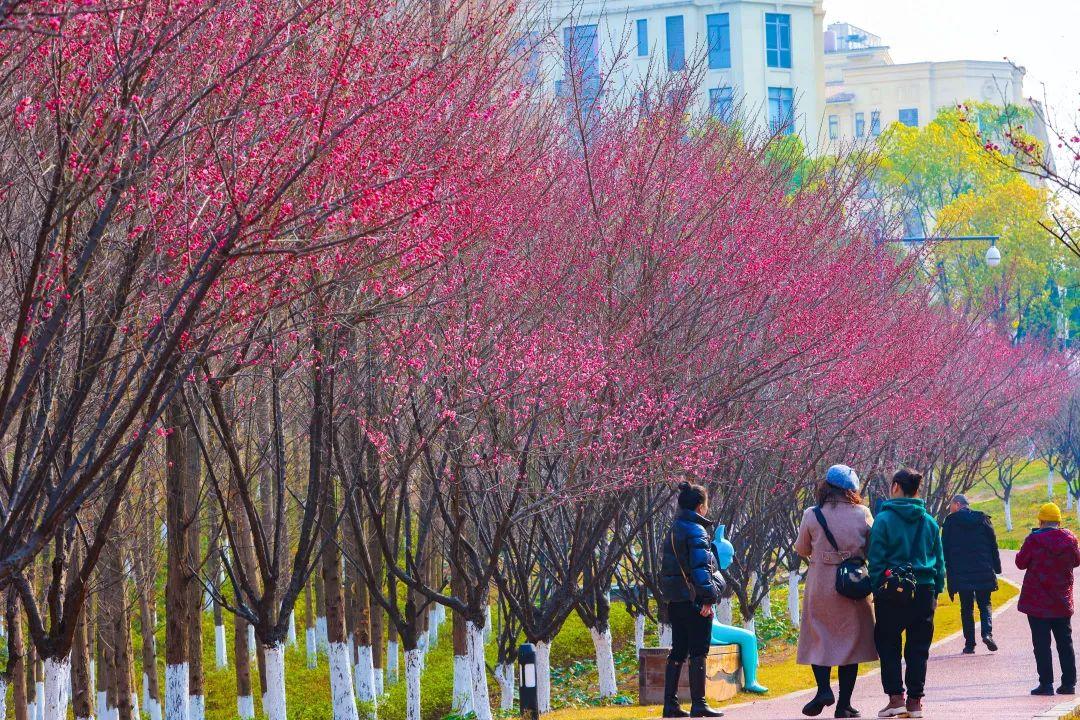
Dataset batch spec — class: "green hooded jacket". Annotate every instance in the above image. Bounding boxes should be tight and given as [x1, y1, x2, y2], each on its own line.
[868, 497, 946, 594]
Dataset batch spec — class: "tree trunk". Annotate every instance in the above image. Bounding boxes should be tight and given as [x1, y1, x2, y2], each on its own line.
[633, 613, 646, 652]
[1049, 467, 1055, 500]
[321, 507, 358, 720]
[103, 532, 134, 720]
[314, 570, 328, 655]
[386, 622, 399, 684]
[451, 602, 472, 715]
[186, 416, 205, 720]
[1005, 496, 1014, 532]
[94, 623, 107, 720]
[8, 589, 28, 720]
[657, 600, 671, 647]
[164, 393, 192, 720]
[535, 639, 552, 713]
[467, 617, 493, 720]
[404, 647, 422, 720]
[234, 619, 254, 720]
[304, 581, 317, 670]
[137, 559, 162, 720]
[262, 644, 288, 720]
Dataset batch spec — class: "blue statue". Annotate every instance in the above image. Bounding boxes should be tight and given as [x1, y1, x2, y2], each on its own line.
[711, 525, 769, 694]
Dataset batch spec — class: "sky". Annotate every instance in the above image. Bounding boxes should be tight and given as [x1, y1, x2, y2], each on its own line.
[824, 0, 1080, 122]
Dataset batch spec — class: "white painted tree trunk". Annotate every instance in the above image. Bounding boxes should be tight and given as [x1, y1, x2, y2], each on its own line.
[164, 662, 189, 720]
[149, 696, 163, 720]
[387, 640, 399, 683]
[1049, 468, 1056, 500]
[658, 622, 672, 647]
[143, 672, 151, 711]
[1075, 496, 1080, 525]
[189, 694, 204, 720]
[1069, 492, 1074, 511]
[788, 571, 801, 628]
[590, 627, 618, 697]
[1005, 497, 1014, 532]
[633, 613, 646, 652]
[495, 663, 515, 710]
[132, 687, 141, 720]
[27, 702, 35, 720]
[404, 649, 422, 720]
[36, 681, 45, 720]
[328, 642, 359, 720]
[717, 598, 733, 625]
[316, 617, 329, 654]
[536, 640, 552, 713]
[452, 655, 473, 714]
[263, 644, 288, 720]
[247, 625, 256, 657]
[753, 573, 772, 619]
[237, 694, 255, 720]
[375, 668, 384, 695]
[467, 621, 493, 720]
[484, 606, 492, 641]
[353, 645, 377, 704]
[97, 691, 107, 718]
[428, 615, 439, 647]
[215, 624, 228, 668]
[743, 617, 756, 634]
[306, 627, 317, 669]
[288, 612, 298, 647]
[0, 679, 7, 720]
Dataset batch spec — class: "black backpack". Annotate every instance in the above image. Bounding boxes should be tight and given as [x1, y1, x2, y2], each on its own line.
[812, 506, 872, 600]
[875, 512, 927, 606]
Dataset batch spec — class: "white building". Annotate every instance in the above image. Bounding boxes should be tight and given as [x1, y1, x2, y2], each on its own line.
[536, 0, 826, 143]
[822, 22, 1032, 148]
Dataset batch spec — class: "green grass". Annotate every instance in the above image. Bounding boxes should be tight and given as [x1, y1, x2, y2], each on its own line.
[970, 461, 1080, 550]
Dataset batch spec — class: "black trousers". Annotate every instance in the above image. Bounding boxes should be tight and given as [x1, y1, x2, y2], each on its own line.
[668, 600, 712, 662]
[1028, 616, 1076, 687]
[875, 586, 936, 699]
[959, 589, 993, 646]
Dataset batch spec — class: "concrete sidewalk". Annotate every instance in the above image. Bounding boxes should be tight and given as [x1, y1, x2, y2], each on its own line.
[721, 551, 1077, 720]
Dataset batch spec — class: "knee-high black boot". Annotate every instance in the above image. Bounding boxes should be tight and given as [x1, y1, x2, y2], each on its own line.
[689, 656, 723, 717]
[663, 658, 689, 718]
[835, 664, 859, 718]
[802, 665, 835, 717]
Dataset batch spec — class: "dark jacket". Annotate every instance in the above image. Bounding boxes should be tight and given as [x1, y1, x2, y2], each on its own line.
[660, 509, 723, 605]
[1017, 526, 1080, 619]
[868, 497, 946, 594]
[942, 508, 1002, 595]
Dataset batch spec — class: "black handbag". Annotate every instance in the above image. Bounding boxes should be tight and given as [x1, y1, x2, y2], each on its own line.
[876, 513, 926, 605]
[812, 506, 872, 600]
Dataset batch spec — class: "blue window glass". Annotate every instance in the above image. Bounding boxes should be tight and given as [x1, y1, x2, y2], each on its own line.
[871, 110, 881, 135]
[706, 13, 731, 69]
[512, 32, 541, 86]
[636, 19, 648, 56]
[765, 13, 791, 69]
[710, 87, 734, 122]
[828, 114, 838, 139]
[898, 108, 919, 127]
[768, 87, 794, 134]
[564, 24, 600, 105]
[666, 15, 685, 71]
[855, 112, 865, 138]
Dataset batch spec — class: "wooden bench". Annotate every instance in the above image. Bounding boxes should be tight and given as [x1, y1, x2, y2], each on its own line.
[638, 645, 742, 705]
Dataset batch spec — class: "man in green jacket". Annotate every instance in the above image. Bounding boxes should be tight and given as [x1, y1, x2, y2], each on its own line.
[868, 468, 946, 719]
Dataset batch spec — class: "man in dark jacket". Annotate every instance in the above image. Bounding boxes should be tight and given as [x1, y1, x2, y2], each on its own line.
[1018, 502, 1080, 697]
[942, 494, 1001, 653]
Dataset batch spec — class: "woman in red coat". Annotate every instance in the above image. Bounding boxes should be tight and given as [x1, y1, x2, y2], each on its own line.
[1017, 503, 1080, 697]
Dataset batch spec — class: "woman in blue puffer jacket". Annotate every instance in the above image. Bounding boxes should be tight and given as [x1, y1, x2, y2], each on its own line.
[659, 481, 725, 718]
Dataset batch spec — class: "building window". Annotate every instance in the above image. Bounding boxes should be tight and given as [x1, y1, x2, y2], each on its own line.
[870, 110, 881, 135]
[710, 87, 734, 122]
[828, 114, 839, 139]
[765, 13, 791, 69]
[636, 18, 648, 57]
[513, 32, 541, 86]
[706, 13, 731, 69]
[898, 108, 919, 127]
[855, 112, 865, 138]
[564, 24, 600, 97]
[666, 15, 685, 71]
[768, 87, 794, 134]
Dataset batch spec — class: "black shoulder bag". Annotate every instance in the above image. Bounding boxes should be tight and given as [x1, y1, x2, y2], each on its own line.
[813, 506, 872, 600]
[876, 511, 926, 606]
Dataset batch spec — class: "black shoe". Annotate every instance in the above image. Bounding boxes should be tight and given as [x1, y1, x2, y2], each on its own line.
[688, 656, 724, 717]
[1032, 684, 1055, 696]
[1058, 685, 1076, 695]
[983, 636, 998, 652]
[663, 658, 689, 717]
[834, 706, 860, 718]
[962, 646, 975, 655]
[801, 690, 835, 717]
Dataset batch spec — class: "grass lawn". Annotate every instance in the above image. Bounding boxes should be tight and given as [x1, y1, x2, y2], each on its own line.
[544, 580, 1019, 720]
[970, 461, 1080, 550]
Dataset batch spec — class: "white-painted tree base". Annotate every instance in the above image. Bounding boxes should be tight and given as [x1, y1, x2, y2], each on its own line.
[263, 644, 288, 720]
[633, 614, 646, 652]
[1049, 468, 1056, 500]
[237, 694, 255, 720]
[164, 663, 190, 720]
[328, 641, 359, 720]
[495, 662, 515, 710]
[306, 627, 317, 668]
[743, 617, 757, 634]
[26, 702, 35, 720]
[215, 624, 228, 668]
[387, 640, 400, 683]
[0, 679, 7, 720]
[97, 692, 107, 717]
[590, 627, 618, 697]
[452, 655, 473, 714]
[788, 572, 802, 628]
[148, 698, 163, 720]
[189, 694, 205, 720]
[36, 681, 45, 720]
[536, 640, 552, 713]
[247, 625, 256, 657]
[132, 690, 141, 720]
[1005, 498, 1014, 532]
[484, 606, 492, 641]
[374, 668, 384, 695]
[467, 621, 493, 720]
[316, 617, 328, 655]
[43, 656, 70, 720]
[405, 649, 422, 720]
[354, 644, 377, 704]
[143, 672, 151, 710]
[658, 622, 672, 647]
[717, 598, 733, 625]
[288, 612, 298, 647]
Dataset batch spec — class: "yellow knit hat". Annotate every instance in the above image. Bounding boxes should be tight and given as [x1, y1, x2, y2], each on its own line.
[1038, 502, 1062, 523]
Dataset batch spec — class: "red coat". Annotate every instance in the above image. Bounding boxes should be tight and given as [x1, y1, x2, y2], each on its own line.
[1017, 527, 1080, 619]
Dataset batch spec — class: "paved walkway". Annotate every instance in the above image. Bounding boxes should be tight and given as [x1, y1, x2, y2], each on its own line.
[722, 552, 1079, 720]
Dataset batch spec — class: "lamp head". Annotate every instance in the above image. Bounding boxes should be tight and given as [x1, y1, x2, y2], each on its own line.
[985, 244, 1001, 267]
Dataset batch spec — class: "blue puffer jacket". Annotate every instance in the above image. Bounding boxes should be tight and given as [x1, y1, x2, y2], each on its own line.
[660, 509, 723, 605]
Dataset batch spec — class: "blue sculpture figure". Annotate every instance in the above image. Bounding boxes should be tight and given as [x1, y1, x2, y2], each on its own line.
[711, 525, 769, 694]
